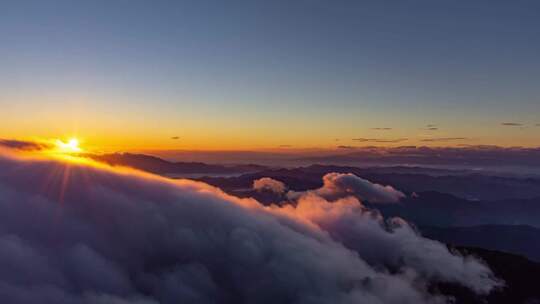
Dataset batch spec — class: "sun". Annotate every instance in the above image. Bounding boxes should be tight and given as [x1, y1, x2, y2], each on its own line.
[55, 138, 82, 154]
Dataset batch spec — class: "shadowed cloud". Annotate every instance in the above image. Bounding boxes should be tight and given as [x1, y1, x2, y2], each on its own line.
[0, 139, 52, 151]
[0, 152, 501, 303]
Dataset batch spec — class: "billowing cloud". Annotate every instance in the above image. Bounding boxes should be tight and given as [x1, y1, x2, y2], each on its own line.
[0, 153, 500, 303]
[0, 139, 51, 151]
[274, 194, 498, 295]
[289, 173, 406, 203]
[253, 177, 287, 194]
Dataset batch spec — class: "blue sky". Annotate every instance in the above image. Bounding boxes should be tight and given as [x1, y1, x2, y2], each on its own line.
[1, 0, 539, 149]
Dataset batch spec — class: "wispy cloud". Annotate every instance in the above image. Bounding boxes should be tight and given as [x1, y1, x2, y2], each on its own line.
[171, 136, 180, 140]
[501, 122, 523, 126]
[337, 145, 357, 149]
[420, 137, 468, 142]
[352, 138, 408, 143]
[0, 139, 51, 151]
[371, 127, 392, 131]
[421, 124, 438, 131]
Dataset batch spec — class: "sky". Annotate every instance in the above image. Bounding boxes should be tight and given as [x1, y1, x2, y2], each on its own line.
[1, 0, 539, 151]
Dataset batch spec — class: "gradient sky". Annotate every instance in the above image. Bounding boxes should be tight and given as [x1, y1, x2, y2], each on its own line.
[1, 0, 539, 151]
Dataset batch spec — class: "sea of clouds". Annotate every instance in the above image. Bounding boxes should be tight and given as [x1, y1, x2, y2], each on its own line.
[0, 151, 501, 304]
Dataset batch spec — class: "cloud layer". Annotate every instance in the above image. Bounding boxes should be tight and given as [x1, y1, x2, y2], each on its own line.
[0, 153, 500, 303]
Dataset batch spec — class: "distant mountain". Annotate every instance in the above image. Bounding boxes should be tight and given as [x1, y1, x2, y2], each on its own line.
[299, 146, 540, 169]
[374, 191, 540, 228]
[85, 155, 540, 228]
[420, 225, 540, 262]
[87, 155, 540, 200]
[302, 165, 540, 200]
[197, 164, 540, 200]
[438, 246, 540, 304]
[87, 153, 267, 176]
[194, 164, 540, 228]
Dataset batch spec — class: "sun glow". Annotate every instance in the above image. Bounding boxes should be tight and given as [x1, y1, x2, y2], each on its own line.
[55, 138, 82, 154]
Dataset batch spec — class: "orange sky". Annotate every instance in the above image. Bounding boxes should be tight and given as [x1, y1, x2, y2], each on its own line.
[2, 1, 540, 151]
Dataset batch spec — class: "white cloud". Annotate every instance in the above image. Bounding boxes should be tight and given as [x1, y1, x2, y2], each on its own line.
[253, 177, 287, 194]
[288, 173, 405, 203]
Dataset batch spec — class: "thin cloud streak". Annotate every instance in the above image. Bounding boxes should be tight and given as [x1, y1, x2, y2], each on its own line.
[420, 137, 468, 142]
[337, 145, 357, 149]
[421, 124, 439, 131]
[352, 138, 408, 143]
